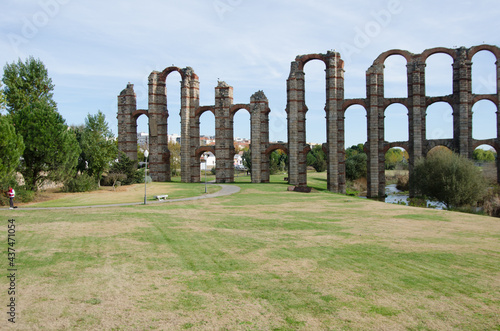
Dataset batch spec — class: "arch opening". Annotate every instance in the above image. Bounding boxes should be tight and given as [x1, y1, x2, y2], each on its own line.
[199, 110, 216, 147]
[232, 108, 251, 177]
[383, 55, 408, 98]
[473, 144, 497, 184]
[304, 59, 327, 145]
[384, 103, 409, 142]
[472, 99, 497, 140]
[426, 102, 453, 140]
[472, 50, 497, 95]
[136, 114, 149, 164]
[344, 105, 367, 148]
[425, 53, 453, 97]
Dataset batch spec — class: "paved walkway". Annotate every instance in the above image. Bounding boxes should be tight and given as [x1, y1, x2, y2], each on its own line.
[3, 184, 241, 211]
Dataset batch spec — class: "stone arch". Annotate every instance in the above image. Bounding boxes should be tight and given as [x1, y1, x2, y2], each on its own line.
[159, 66, 186, 81]
[230, 104, 251, 116]
[265, 144, 289, 156]
[468, 44, 500, 61]
[195, 146, 216, 159]
[420, 47, 456, 62]
[424, 141, 456, 156]
[383, 142, 409, 154]
[472, 98, 497, 140]
[295, 54, 328, 71]
[195, 106, 215, 119]
[373, 49, 413, 66]
[132, 109, 149, 120]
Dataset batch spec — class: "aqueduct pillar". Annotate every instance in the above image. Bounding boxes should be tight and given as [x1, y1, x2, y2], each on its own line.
[286, 61, 307, 187]
[407, 58, 426, 196]
[366, 63, 385, 197]
[148, 71, 170, 182]
[215, 82, 234, 183]
[453, 47, 473, 158]
[250, 91, 270, 183]
[117, 83, 139, 162]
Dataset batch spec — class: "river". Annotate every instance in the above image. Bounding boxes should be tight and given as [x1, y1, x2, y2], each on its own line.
[385, 184, 446, 210]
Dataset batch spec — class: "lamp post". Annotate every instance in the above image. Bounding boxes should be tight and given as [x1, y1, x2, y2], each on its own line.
[144, 149, 149, 205]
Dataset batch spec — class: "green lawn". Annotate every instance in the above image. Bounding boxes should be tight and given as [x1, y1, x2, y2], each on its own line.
[1, 177, 499, 330]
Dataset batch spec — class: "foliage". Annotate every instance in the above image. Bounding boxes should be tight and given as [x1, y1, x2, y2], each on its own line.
[76, 111, 117, 183]
[169, 141, 181, 176]
[2, 56, 56, 115]
[3, 57, 80, 191]
[411, 150, 487, 208]
[473, 148, 496, 162]
[269, 150, 288, 175]
[307, 145, 327, 172]
[345, 144, 367, 181]
[0, 82, 6, 111]
[108, 152, 141, 185]
[0, 115, 24, 184]
[242, 148, 251, 171]
[385, 148, 409, 170]
[62, 173, 98, 192]
[11, 101, 80, 191]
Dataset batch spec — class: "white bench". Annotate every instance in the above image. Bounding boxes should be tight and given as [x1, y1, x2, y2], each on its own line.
[154, 195, 168, 201]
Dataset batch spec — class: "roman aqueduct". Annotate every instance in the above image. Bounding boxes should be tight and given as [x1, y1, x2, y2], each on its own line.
[118, 44, 500, 198]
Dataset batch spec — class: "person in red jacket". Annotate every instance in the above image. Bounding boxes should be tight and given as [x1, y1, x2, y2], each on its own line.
[8, 186, 15, 210]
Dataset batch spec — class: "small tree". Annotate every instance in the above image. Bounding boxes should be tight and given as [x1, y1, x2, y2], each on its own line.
[0, 115, 24, 184]
[78, 111, 117, 184]
[345, 144, 367, 181]
[307, 145, 327, 172]
[168, 141, 181, 176]
[411, 150, 487, 209]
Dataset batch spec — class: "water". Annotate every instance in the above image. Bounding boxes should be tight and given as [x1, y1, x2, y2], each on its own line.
[385, 184, 446, 210]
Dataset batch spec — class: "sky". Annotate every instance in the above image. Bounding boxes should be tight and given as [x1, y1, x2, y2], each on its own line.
[1, 0, 499, 147]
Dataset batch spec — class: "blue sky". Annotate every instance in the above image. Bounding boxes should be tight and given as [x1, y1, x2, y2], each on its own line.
[1, 0, 499, 146]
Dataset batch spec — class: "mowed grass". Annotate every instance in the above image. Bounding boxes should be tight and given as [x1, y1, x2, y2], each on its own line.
[21, 181, 221, 208]
[1, 178, 499, 330]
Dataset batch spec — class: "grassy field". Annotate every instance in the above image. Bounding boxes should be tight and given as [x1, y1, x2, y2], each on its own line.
[0, 174, 499, 330]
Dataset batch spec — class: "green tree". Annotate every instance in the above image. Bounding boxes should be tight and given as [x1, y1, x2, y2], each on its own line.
[269, 150, 288, 175]
[78, 111, 117, 184]
[0, 115, 24, 184]
[473, 148, 496, 162]
[411, 150, 487, 209]
[345, 144, 367, 181]
[242, 148, 251, 171]
[3, 58, 80, 190]
[108, 151, 140, 185]
[0, 82, 6, 111]
[385, 148, 409, 170]
[307, 145, 327, 172]
[3, 57, 56, 115]
[168, 141, 181, 176]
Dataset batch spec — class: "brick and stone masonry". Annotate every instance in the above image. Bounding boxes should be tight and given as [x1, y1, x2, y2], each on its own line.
[118, 44, 500, 198]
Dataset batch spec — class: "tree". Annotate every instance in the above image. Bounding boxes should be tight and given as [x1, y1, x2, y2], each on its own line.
[269, 150, 288, 174]
[0, 82, 6, 112]
[411, 150, 487, 209]
[385, 148, 409, 170]
[0, 115, 24, 184]
[242, 148, 251, 170]
[345, 144, 367, 181]
[3, 57, 56, 115]
[11, 102, 80, 190]
[168, 141, 181, 176]
[78, 111, 117, 184]
[108, 152, 140, 185]
[473, 148, 496, 162]
[3, 58, 80, 190]
[306, 145, 327, 172]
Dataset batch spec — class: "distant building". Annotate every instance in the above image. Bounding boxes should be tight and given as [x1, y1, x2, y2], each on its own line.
[137, 132, 149, 148]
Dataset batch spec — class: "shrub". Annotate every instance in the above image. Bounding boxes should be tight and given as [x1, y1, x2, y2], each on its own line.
[345, 153, 367, 181]
[411, 150, 487, 209]
[63, 173, 98, 192]
[0, 184, 35, 205]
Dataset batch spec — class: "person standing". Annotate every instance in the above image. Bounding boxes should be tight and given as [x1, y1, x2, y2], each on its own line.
[8, 186, 15, 210]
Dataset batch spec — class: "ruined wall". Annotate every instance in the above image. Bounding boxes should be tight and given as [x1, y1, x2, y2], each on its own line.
[118, 44, 499, 197]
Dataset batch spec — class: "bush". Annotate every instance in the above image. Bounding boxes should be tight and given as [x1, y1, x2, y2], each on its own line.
[345, 153, 367, 181]
[411, 150, 487, 209]
[63, 173, 98, 192]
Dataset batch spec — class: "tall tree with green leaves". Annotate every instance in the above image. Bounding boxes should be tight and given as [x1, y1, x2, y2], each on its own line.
[3, 57, 80, 190]
[78, 110, 117, 184]
[0, 115, 24, 186]
[0, 82, 6, 112]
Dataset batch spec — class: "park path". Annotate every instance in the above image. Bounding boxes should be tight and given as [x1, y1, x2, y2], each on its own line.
[3, 184, 240, 211]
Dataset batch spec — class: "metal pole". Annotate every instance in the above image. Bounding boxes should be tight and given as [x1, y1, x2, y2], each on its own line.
[144, 150, 149, 205]
[204, 154, 207, 193]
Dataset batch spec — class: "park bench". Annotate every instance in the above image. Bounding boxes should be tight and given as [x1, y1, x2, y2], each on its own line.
[154, 194, 169, 201]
